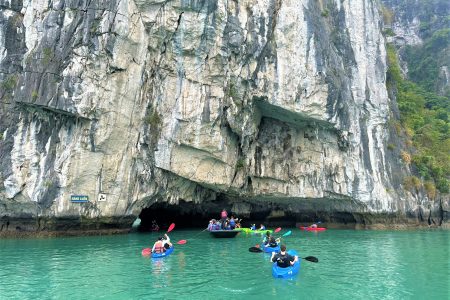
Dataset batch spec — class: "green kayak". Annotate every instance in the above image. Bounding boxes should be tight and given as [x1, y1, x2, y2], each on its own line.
[234, 228, 273, 234]
[252, 229, 273, 234]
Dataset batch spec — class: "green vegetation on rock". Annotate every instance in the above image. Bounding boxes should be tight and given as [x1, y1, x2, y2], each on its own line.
[386, 44, 449, 193]
[1, 75, 18, 93]
[235, 158, 245, 170]
[404, 29, 450, 97]
[31, 90, 39, 101]
[42, 47, 53, 65]
[145, 111, 162, 128]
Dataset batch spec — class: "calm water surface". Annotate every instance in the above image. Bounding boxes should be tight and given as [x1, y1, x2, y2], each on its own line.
[0, 229, 448, 299]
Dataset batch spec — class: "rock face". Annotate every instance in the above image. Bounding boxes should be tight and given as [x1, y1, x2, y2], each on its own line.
[0, 0, 447, 232]
[381, 0, 449, 96]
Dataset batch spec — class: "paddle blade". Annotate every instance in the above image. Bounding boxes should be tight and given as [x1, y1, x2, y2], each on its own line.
[167, 223, 175, 233]
[282, 230, 292, 237]
[249, 247, 263, 253]
[177, 240, 187, 245]
[303, 256, 319, 263]
[142, 248, 151, 256]
[274, 227, 282, 233]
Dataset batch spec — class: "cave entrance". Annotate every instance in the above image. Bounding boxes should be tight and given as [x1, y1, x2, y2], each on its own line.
[137, 199, 301, 231]
[136, 198, 364, 231]
[138, 200, 222, 231]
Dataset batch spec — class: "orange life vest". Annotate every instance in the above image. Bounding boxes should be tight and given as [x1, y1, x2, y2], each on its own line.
[153, 241, 165, 253]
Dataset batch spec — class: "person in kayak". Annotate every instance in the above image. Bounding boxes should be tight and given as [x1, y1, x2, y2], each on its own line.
[250, 224, 256, 230]
[161, 233, 172, 249]
[271, 245, 298, 268]
[259, 224, 266, 230]
[310, 223, 318, 228]
[152, 236, 166, 253]
[263, 231, 280, 247]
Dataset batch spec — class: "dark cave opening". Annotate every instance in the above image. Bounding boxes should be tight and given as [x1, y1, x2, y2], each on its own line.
[136, 196, 366, 232]
[137, 200, 309, 231]
[138, 201, 215, 231]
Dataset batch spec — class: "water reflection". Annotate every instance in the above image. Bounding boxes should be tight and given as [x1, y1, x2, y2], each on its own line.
[150, 258, 173, 288]
[177, 251, 186, 271]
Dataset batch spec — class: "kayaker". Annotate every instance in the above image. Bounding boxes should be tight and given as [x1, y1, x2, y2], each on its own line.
[161, 233, 172, 249]
[151, 236, 166, 253]
[263, 231, 279, 247]
[250, 224, 256, 230]
[259, 224, 266, 230]
[310, 223, 318, 228]
[271, 245, 298, 268]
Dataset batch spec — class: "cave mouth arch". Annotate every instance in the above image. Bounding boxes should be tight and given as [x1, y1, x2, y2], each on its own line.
[137, 199, 310, 232]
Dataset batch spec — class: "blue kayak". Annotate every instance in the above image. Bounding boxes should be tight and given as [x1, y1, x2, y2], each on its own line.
[151, 246, 174, 258]
[263, 244, 280, 253]
[272, 250, 300, 278]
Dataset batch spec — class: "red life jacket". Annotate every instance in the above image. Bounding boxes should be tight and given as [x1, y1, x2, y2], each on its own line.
[153, 241, 165, 253]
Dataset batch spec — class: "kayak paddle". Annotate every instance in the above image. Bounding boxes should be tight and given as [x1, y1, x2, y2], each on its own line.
[166, 223, 186, 245]
[247, 247, 319, 262]
[249, 246, 263, 253]
[142, 248, 152, 256]
[303, 256, 319, 263]
[282, 230, 292, 237]
[167, 223, 175, 232]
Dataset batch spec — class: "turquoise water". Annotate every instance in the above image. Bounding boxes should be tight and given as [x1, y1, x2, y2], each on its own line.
[0, 229, 448, 299]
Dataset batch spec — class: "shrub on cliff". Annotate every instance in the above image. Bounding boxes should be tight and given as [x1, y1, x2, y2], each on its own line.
[386, 44, 449, 194]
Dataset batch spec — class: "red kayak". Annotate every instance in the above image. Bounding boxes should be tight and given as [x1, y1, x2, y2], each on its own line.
[299, 226, 327, 231]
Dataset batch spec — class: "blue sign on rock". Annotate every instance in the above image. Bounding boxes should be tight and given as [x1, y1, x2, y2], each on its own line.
[71, 195, 89, 203]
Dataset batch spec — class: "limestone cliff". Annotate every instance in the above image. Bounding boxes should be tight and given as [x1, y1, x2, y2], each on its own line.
[0, 0, 447, 233]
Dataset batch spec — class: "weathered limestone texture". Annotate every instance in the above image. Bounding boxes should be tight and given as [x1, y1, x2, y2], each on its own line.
[0, 0, 447, 233]
[381, 0, 449, 97]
